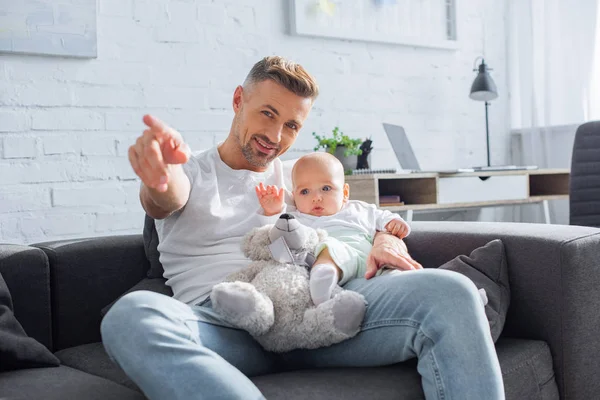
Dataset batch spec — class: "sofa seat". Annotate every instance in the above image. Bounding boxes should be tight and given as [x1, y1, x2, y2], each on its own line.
[0, 364, 144, 400]
[55, 342, 141, 392]
[53, 337, 558, 399]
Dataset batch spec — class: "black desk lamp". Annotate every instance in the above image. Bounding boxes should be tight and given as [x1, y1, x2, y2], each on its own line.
[469, 58, 498, 167]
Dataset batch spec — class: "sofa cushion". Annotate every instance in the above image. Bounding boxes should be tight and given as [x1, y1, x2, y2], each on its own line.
[0, 271, 60, 371]
[61, 338, 557, 399]
[498, 338, 558, 400]
[0, 244, 53, 350]
[253, 362, 423, 399]
[55, 342, 140, 392]
[438, 239, 510, 342]
[252, 338, 557, 400]
[0, 364, 144, 399]
[100, 277, 173, 317]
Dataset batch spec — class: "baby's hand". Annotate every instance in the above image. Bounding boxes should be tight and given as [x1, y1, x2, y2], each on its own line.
[255, 183, 285, 216]
[385, 219, 410, 239]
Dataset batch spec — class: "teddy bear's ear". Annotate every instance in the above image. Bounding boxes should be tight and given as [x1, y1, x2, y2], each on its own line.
[242, 225, 275, 260]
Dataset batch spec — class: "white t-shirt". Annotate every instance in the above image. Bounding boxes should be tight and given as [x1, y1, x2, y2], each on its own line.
[291, 200, 402, 239]
[155, 147, 291, 306]
[290, 201, 408, 284]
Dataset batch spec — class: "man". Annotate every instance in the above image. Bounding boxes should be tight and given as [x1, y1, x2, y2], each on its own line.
[101, 56, 504, 400]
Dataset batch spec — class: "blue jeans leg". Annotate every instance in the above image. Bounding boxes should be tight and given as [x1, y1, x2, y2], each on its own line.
[100, 291, 277, 400]
[281, 269, 505, 400]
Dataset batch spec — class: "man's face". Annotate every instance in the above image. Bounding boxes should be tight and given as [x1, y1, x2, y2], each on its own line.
[231, 80, 313, 169]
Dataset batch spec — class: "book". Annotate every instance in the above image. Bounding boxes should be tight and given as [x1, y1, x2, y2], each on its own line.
[351, 168, 397, 175]
[380, 202, 405, 207]
[379, 195, 401, 204]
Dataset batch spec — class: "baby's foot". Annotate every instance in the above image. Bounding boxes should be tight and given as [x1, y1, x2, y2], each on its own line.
[478, 288, 488, 306]
[310, 264, 338, 306]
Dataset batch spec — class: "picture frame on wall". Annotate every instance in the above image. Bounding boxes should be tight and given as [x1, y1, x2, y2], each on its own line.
[0, 0, 97, 58]
[289, 0, 458, 50]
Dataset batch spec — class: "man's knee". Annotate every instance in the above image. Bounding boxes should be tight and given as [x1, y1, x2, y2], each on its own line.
[379, 269, 481, 309]
[410, 270, 485, 330]
[427, 269, 480, 303]
[101, 291, 170, 346]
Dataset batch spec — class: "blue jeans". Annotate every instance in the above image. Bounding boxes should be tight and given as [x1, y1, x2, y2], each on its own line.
[101, 269, 504, 400]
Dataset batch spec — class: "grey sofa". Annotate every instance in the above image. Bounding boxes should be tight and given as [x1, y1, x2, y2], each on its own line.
[1, 221, 599, 399]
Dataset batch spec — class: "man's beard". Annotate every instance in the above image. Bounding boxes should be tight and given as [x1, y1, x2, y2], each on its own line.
[232, 110, 281, 168]
[239, 134, 280, 168]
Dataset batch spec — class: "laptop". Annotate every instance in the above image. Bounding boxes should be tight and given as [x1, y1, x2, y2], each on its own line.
[382, 123, 537, 173]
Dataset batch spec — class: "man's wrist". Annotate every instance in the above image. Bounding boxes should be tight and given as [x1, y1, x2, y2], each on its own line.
[142, 185, 177, 219]
[374, 230, 396, 243]
[374, 231, 407, 252]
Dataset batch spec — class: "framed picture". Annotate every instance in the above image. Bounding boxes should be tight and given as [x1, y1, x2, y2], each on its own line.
[290, 0, 458, 50]
[0, 0, 97, 58]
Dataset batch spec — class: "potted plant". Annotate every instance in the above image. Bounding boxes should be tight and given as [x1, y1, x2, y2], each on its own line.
[313, 127, 364, 172]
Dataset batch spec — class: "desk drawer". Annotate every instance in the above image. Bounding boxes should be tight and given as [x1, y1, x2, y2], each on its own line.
[438, 175, 528, 204]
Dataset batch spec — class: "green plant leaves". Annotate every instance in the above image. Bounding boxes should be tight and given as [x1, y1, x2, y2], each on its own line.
[312, 127, 363, 156]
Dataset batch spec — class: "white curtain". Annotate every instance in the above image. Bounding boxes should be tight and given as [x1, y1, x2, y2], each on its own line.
[508, 0, 599, 129]
[507, 0, 599, 224]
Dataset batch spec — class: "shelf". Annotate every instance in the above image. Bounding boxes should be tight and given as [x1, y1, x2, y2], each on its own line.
[379, 195, 569, 212]
[347, 169, 570, 212]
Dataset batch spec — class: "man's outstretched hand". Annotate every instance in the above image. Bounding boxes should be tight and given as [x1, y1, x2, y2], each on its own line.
[129, 114, 191, 193]
[365, 232, 423, 279]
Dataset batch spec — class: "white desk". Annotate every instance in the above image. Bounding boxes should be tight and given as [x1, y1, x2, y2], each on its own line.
[346, 169, 570, 224]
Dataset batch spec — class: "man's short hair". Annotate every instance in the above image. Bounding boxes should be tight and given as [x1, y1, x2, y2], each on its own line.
[244, 56, 319, 101]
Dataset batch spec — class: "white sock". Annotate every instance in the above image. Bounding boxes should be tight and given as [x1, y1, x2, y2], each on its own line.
[478, 288, 489, 306]
[310, 264, 339, 306]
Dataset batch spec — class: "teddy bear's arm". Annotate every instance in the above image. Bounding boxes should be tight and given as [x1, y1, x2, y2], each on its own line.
[224, 262, 265, 283]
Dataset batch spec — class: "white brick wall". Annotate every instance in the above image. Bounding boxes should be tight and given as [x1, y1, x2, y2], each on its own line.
[0, 0, 509, 244]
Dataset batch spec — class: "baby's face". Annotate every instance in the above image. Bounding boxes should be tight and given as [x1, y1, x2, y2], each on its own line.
[293, 161, 348, 216]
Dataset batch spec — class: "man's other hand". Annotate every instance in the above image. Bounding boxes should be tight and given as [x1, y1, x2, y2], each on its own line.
[365, 232, 423, 279]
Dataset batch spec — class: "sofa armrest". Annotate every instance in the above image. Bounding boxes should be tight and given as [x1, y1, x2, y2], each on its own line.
[32, 235, 149, 351]
[405, 221, 600, 400]
[0, 244, 53, 350]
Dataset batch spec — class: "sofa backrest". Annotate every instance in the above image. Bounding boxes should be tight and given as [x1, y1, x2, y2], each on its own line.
[33, 235, 149, 351]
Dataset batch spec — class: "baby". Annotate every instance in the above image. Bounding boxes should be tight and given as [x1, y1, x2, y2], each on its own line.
[256, 152, 411, 306]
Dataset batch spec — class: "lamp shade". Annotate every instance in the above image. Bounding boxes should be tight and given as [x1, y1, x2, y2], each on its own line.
[469, 60, 498, 102]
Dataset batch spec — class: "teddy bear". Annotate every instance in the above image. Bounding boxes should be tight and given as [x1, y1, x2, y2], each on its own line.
[210, 213, 367, 353]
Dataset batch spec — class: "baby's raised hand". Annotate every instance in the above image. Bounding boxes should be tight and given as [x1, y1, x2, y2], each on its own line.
[255, 183, 285, 216]
[385, 219, 410, 239]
